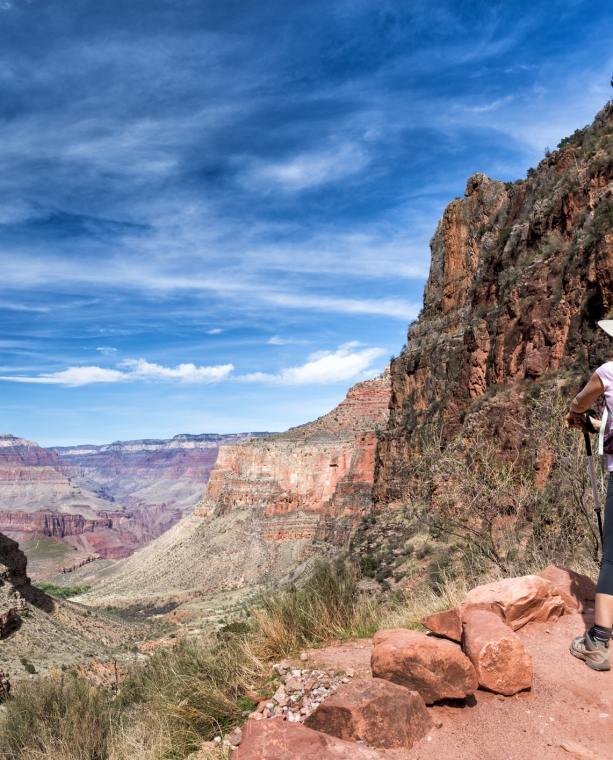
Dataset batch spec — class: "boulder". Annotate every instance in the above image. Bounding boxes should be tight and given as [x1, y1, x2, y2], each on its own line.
[462, 575, 568, 630]
[371, 629, 477, 704]
[422, 575, 569, 641]
[235, 718, 389, 759]
[461, 609, 533, 695]
[305, 677, 432, 749]
[421, 606, 463, 642]
[538, 566, 596, 612]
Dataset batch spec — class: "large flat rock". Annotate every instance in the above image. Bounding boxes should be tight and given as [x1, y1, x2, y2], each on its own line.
[305, 676, 433, 749]
[371, 628, 477, 704]
[235, 718, 390, 759]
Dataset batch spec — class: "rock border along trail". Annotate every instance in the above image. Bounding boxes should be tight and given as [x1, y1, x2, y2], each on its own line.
[233, 570, 613, 760]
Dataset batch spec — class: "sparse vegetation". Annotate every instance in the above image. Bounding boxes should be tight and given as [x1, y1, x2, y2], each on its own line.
[34, 582, 91, 599]
[557, 126, 589, 150]
[0, 560, 381, 760]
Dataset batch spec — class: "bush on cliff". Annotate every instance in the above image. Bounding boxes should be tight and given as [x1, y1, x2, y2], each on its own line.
[403, 384, 600, 582]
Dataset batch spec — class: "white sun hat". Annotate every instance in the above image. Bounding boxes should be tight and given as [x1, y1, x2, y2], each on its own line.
[599, 320, 613, 337]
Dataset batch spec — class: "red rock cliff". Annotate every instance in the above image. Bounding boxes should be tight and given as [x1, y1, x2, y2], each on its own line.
[195, 371, 391, 543]
[374, 104, 613, 507]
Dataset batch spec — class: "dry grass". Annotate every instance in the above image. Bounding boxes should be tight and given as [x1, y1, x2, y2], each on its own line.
[0, 560, 382, 760]
[0, 670, 115, 760]
[253, 559, 380, 660]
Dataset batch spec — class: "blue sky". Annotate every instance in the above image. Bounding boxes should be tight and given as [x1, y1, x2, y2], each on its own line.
[0, 0, 612, 445]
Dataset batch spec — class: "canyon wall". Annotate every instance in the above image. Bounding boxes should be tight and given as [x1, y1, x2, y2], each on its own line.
[52, 432, 271, 514]
[196, 372, 391, 543]
[374, 103, 613, 507]
[0, 435, 177, 558]
[81, 372, 391, 603]
[0, 433, 271, 561]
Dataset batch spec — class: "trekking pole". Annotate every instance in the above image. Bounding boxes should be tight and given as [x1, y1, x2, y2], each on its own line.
[584, 433, 604, 547]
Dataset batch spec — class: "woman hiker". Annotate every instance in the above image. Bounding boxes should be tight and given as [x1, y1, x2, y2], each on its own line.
[565, 320, 613, 672]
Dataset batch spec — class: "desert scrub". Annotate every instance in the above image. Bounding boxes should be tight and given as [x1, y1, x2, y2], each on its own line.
[253, 559, 379, 659]
[116, 634, 264, 757]
[0, 560, 383, 760]
[0, 672, 115, 760]
[404, 383, 601, 578]
[34, 582, 91, 598]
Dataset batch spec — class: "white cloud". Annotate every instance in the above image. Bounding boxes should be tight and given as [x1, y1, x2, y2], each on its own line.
[268, 335, 305, 345]
[240, 344, 385, 386]
[0, 366, 129, 387]
[0, 359, 234, 387]
[245, 143, 369, 192]
[120, 359, 233, 383]
[264, 293, 420, 320]
[0, 345, 384, 389]
[207, 328, 223, 334]
[96, 346, 118, 355]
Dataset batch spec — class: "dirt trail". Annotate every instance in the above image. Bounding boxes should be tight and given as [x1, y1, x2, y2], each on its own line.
[299, 610, 612, 760]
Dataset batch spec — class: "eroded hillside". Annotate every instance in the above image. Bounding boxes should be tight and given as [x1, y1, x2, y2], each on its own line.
[78, 372, 391, 608]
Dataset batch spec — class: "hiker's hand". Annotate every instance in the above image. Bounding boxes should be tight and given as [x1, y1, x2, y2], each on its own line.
[565, 411, 589, 432]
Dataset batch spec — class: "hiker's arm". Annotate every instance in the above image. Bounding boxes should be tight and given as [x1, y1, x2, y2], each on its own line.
[565, 372, 605, 431]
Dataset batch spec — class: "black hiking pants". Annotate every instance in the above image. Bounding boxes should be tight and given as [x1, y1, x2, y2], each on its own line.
[596, 475, 613, 596]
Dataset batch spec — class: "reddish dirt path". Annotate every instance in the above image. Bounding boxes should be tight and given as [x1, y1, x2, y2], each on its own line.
[298, 610, 612, 760]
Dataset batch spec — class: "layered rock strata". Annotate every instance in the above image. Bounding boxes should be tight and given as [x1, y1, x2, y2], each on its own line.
[80, 373, 391, 604]
[0, 434, 210, 558]
[52, 432, 271, 514]
[196, 371, 391, 544]
[374, 104, 613, 506]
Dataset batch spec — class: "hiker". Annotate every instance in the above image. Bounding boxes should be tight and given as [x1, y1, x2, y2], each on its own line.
[565, 322, 613, 671]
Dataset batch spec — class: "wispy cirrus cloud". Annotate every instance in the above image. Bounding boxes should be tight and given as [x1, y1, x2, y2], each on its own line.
[243, 142, 369, 192]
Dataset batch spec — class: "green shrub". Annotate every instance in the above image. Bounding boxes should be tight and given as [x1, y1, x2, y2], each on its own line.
[557, 126, 589, 150]
[19, 657, 36, 675]
[34, 583, 91, 599]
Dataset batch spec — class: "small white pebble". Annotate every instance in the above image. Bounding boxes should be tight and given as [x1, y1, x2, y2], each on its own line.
[600, 713, 609, 718]
[427, 736, 432, 741]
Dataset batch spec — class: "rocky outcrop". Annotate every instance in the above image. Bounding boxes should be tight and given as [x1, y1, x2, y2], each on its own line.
[196, 372, 391, 544]
[0, 670, 10, 702]
[0, 532, 32, 637]
[370, 628, 478, 704]
[374, 104, 613, 506]
[422, 575, 569, 642]
[52, 432, 271, 514]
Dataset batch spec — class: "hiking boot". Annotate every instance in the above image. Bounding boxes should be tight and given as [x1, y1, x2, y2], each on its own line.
[570, 629, 611, 671]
